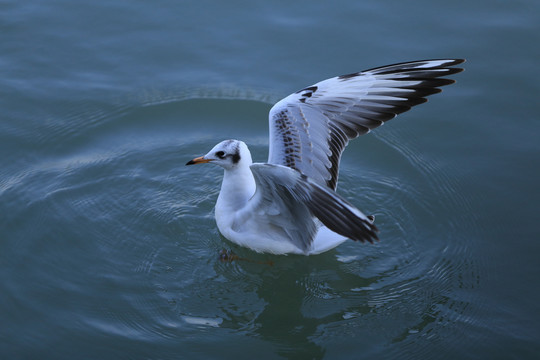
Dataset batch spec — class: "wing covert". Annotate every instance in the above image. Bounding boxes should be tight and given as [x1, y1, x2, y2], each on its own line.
[248, 164, 378, 251]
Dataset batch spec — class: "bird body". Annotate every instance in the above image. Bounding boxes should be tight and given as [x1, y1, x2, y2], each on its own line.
[213, 148, 350, 255]
[186, 59, 464, 255]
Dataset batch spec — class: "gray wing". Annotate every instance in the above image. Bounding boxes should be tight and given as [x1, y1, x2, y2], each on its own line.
[247, 163, 378, 252]
[268, 59, 465, 189]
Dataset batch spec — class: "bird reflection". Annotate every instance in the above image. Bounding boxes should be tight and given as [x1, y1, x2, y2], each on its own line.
[214, 246, 377, 359]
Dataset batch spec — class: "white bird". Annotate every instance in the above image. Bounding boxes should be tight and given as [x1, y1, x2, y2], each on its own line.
[186, 59, 464, 255]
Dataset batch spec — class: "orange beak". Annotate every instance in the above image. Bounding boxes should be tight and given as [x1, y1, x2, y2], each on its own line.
[186, 156, 212, 166]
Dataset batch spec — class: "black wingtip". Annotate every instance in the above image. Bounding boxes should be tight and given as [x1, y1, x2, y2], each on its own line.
[363, 58, 466, 76]
[356, 220, 379, 244]
[186, 160, 195, 165]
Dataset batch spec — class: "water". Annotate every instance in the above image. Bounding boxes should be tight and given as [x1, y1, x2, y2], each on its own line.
[2, 1, 540, 359]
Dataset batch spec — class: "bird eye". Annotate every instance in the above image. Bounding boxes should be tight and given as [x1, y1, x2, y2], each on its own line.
[215, 151, 225, 158]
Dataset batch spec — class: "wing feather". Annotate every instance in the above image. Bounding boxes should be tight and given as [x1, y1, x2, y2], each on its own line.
[268, 59, 465, 190]
[248, 164, 379, 252]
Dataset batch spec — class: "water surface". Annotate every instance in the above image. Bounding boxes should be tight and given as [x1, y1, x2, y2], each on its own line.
[1, 1, 540, 359]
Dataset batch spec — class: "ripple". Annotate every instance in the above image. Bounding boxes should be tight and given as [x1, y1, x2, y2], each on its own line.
[130, 85, 279, 108]
[2, 94, 486, 359]
[181, 315, 223, 327]
[325, 126, 486, 357]
[373, 127, 482, 234]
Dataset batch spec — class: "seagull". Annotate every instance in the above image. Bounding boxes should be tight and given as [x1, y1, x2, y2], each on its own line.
[186, 59, 464, 255]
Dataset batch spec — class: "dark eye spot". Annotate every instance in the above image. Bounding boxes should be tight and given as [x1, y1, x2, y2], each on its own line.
[231, 152, 240, 164]
[215, 151, 225, 159]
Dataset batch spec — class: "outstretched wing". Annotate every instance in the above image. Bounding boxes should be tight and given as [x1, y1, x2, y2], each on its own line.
[268, 59, 465, 189]
[244, 163, 378, 253]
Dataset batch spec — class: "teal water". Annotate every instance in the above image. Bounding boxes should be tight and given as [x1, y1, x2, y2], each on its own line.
[2, 1, 540, 359]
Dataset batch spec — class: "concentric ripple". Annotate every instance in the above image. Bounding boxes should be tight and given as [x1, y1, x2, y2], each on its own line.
[1, 92, 485, 359]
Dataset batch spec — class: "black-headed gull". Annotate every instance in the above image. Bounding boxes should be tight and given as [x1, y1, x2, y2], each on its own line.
[186, 59, 464, 255]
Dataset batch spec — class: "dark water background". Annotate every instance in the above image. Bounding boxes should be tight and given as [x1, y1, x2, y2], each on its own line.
[1, 1, 539, 359]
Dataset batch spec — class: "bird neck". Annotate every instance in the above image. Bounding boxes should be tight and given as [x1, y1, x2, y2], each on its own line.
[217, 163, 256, 212]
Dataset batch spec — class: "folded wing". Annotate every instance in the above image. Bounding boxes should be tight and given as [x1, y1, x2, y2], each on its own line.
[247, 164, 378, 252]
